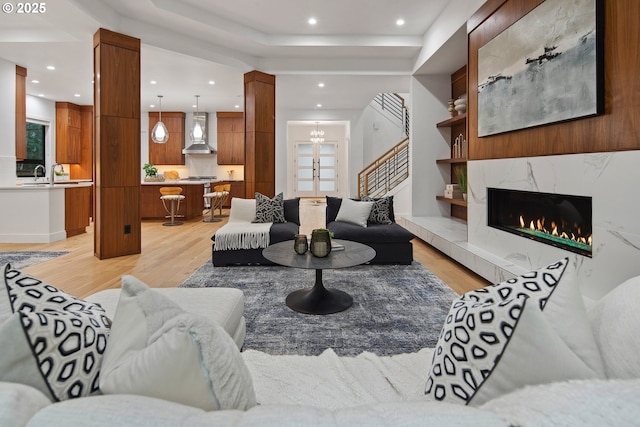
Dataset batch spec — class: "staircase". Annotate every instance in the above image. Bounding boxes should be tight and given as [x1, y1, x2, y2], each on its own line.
[358, 94, 410, 198]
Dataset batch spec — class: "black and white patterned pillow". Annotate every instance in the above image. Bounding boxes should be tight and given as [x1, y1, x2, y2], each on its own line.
[18, 309, 110, 400]
[0, 264, 111, 401]
[2, 264, 107, 322]
[425, 295, 601, 406]
[252, 192, 285, 223]
[362, 196, 393, 224]
[461, 257, 605, 376]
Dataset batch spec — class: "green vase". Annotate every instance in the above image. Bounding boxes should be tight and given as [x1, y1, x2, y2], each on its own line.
[310, 229, 331, 257]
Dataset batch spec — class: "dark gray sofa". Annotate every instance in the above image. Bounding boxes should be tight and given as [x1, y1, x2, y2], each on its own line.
[211, 198, 300, 266]
[325, 196, 414, 264]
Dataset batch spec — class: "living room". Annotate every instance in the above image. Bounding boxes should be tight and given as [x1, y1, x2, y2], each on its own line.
[1, 0, 640, 425]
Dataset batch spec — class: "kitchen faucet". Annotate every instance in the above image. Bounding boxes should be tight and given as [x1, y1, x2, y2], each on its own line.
[34, 164, 45, 181]
[50, 163, 63, 186]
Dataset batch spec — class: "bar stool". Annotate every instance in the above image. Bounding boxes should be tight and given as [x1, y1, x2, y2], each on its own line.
[159, 187, 185, 226]
[203, 184, 230, 222]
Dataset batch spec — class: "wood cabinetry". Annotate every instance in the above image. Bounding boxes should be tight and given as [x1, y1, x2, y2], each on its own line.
[140, 184, 204, 220]
[65, 186, 91, 237]
[148, 112, 185, 165]
[435, 65, 467, 221]
[216, 112, 244, 165]
[70, 106, 94, 180]
[15, 66, 27, 161]
[56, 102, 82, 164]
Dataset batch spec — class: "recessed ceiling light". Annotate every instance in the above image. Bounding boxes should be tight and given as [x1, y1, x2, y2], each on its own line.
[396, 18, 405, 26]
[318, 82, 325, 88]
[150, 80, 157, 84]
[150, 104, 155, 108]
[74, 93, 81, 97]
[38, 94, 45, 97]
[209, 80, 215, 85]
[234, 105, 240, 109]
[46, 65, 55, 70]
[316, 103, 322, 108]
[192, 104, 197, 108]
[31, 79, 39, 84]
[308, 17, 317, 25]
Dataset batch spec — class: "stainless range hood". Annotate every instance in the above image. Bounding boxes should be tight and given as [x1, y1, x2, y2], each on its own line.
[183, 112, 216, 154]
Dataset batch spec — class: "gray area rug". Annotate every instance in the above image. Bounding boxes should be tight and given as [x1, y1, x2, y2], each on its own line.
[0, 251, 69, 270]
[180, 261, 458, 356]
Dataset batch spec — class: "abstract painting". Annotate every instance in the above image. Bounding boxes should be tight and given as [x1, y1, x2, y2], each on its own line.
[477, 0, 603, 137]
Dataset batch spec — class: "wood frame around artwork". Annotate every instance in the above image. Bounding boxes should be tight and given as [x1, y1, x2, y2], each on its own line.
[476, 0, 604, 137]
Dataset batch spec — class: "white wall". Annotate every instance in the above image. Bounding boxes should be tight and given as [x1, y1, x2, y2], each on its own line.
[409, 74, 452, 217]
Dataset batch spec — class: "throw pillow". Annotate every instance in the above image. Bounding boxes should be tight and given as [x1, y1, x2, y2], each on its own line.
[462, 258, 604, 376]
[228, 197, 256, 223]
[0, 264, 111, 402]
[588, 274, 640, 378]
[424, 296, 602, 406]
[335, 198, 374, 228]
[283, 197, 301, 225]
[362, 196, 393, 224]
[253, 192, 285, 223]
[1, 263, 107, 324]
[99, 275, 256, 411]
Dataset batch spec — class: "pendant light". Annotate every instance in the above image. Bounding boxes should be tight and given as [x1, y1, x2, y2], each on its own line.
[151, 95, 169, 143]
[310, 121, 324, 144]
[189, 95, 205, 143]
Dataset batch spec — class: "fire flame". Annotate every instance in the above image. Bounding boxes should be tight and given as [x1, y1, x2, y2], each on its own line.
[519, 215, 592, 247]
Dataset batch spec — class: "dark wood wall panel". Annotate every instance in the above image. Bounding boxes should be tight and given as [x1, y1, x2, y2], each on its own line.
[97, 187, 141, 259]
[468, 0, 640, 160]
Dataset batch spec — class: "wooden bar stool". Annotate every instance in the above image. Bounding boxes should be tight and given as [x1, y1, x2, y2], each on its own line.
[203, 184, 230, 222]
[159, 187, 185, 226]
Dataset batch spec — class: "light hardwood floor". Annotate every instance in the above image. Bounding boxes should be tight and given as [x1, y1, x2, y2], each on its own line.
[0, 199, 489, 298]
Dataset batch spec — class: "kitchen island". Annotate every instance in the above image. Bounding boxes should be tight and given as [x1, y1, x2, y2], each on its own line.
[0, 181, 93, 243]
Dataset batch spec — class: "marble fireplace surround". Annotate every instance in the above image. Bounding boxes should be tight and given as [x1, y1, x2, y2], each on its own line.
[467, 150, 640, 300]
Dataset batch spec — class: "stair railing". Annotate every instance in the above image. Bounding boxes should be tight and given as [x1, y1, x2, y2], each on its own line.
[373, 93, 410, 137]
[358, 137, 410, 198]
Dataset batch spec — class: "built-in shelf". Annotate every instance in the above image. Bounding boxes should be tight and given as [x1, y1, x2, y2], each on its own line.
[436, 157, 467, 164]
[436, 113, 466, 128]
[436, 196, 467, 207]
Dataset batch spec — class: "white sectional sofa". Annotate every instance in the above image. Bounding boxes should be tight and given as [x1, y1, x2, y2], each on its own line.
[1, 261, 639, 426]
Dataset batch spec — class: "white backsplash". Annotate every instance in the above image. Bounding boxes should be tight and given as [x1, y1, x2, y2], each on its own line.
[467, 150, 640, 300]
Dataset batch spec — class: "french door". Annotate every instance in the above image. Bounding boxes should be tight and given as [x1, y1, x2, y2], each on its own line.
[294, 141, 339, 197]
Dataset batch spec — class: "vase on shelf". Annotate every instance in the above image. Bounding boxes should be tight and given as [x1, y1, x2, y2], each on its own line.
[447, 99, 456, 117]
[310, 229, 332, 257]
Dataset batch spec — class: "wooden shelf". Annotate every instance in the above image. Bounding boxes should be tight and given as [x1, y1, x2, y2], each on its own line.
[436, 113, 466, 128]
[436, 157, 467, 164]
[436, 196, 467, 207]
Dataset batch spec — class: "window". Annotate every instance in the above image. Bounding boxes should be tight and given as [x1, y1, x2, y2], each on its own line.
[16, 121, 47, 177]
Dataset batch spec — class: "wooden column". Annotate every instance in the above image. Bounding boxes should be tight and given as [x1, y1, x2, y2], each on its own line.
[93, 28, 141, 259]
[244, 71, 275, 198]
[15, 65, 27, 161]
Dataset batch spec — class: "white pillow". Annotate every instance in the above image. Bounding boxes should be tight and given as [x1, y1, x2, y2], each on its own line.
[588, 275, 640, 378]
[228, 197, 256, 223]
[99, 276, 256, 411]
[462, 257, 605, 376]
[425, 297, 602, 406]
[335, 198, 374, 228]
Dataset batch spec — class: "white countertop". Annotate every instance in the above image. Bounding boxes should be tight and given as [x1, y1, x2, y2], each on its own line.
[141, 179, 215, 185]
[1, 180, 93, 190]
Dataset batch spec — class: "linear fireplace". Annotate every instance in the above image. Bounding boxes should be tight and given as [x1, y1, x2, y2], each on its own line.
[487, 188, 592, 257]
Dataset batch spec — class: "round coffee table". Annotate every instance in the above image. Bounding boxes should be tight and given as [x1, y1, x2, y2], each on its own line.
[262, 239, 375, 315]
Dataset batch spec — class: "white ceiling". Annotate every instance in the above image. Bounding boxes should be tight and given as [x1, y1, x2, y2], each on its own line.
[0, 0, 472, 114]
